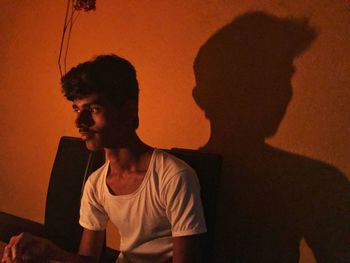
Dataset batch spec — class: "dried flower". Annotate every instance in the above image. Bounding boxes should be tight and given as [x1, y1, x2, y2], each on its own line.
[73, 0, 96, 12]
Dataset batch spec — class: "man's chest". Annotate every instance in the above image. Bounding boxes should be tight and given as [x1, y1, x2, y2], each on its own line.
[106, 172, 146, 195]
[103, 177, 171, 244]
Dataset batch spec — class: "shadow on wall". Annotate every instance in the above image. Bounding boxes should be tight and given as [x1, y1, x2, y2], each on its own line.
[192, 11, 350, 263]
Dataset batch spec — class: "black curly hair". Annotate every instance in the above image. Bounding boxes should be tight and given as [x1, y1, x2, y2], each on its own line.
[61, 54, 139, 128]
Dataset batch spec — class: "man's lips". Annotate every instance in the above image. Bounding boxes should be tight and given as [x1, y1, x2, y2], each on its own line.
[79, 129, 95, 140]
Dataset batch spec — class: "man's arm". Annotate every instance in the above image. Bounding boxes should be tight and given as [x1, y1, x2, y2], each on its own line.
[173, 235, 202, 263]
[77, 229, 106, 262]
[1, 229, 105, 263]
[163, 165, 206, 263]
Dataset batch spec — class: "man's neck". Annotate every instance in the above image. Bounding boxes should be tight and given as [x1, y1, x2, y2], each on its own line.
[104, 136, 153, 176]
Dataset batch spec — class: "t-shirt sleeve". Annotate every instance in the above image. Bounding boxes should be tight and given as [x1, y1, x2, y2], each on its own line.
[79, 178, 109, 231]
[163, 168, 207, 237]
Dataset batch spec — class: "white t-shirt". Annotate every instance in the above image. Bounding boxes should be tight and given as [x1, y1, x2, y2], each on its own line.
[79, 149, 207, 263]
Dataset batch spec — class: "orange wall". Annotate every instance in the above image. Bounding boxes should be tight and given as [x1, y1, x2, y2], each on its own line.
[0, 1, 349, 262]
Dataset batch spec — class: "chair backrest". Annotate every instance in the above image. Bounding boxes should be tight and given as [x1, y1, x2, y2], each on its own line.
[44, 137, 104, 252]
[44, 137, 222, 261]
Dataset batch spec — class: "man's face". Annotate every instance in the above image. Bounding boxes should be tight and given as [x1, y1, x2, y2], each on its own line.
[72, 94, 133, 151]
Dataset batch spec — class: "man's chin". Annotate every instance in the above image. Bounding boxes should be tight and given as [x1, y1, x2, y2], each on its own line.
[84, 140, 103, 151]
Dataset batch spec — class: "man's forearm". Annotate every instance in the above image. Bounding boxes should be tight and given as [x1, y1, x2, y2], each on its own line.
[50, 251, 95, 263]
[1, 233, 98, 263]
[173, 235, 202, 263]
[46, 242, 98, 263]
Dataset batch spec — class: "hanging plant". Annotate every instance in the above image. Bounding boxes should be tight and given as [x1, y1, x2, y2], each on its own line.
[58, 0, 97, 77]
[73, 0, 96, 12]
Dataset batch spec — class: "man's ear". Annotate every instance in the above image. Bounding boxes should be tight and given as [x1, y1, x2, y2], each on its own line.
[121, 99, 139, 127]
[124, 99, 138, 115]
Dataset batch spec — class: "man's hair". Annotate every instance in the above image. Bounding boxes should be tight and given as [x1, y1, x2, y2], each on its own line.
[61, 54, 139, 128]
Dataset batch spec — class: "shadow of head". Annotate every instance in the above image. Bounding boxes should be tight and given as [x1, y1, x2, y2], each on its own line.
[192, 12, 350, 263]
[193, 11, 317, 141]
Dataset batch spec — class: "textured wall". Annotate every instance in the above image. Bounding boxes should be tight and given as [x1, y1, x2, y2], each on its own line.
[0, 1, 349, 262]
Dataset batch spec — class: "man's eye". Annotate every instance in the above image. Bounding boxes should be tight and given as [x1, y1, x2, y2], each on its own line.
[89, 106, 101, 113]
[73, 108, 81, 113]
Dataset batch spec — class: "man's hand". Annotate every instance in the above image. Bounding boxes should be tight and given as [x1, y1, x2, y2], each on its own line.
[1, 232, 50, 262]
[1, 229, 106, 263]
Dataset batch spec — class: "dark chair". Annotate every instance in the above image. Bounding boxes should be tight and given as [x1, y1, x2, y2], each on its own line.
[0, 136, 221, 262]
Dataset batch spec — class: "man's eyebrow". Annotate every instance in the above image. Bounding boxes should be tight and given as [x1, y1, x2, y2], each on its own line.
[89, 100, 104, 106]
[72, 100, 104, 109]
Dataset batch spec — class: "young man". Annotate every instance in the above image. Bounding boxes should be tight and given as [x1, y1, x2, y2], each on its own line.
[2, 55, 206, 263]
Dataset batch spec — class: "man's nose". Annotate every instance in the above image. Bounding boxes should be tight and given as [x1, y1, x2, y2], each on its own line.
[75, 110, 94, 128]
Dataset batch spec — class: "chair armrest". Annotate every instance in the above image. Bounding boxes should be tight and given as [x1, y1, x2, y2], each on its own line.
[0, 211, 45, 242]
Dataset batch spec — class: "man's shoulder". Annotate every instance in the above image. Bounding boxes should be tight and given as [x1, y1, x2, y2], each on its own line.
[154, 149, 193, 171]
[153, 149, 196, 185]
[85, 162, 109, 189]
